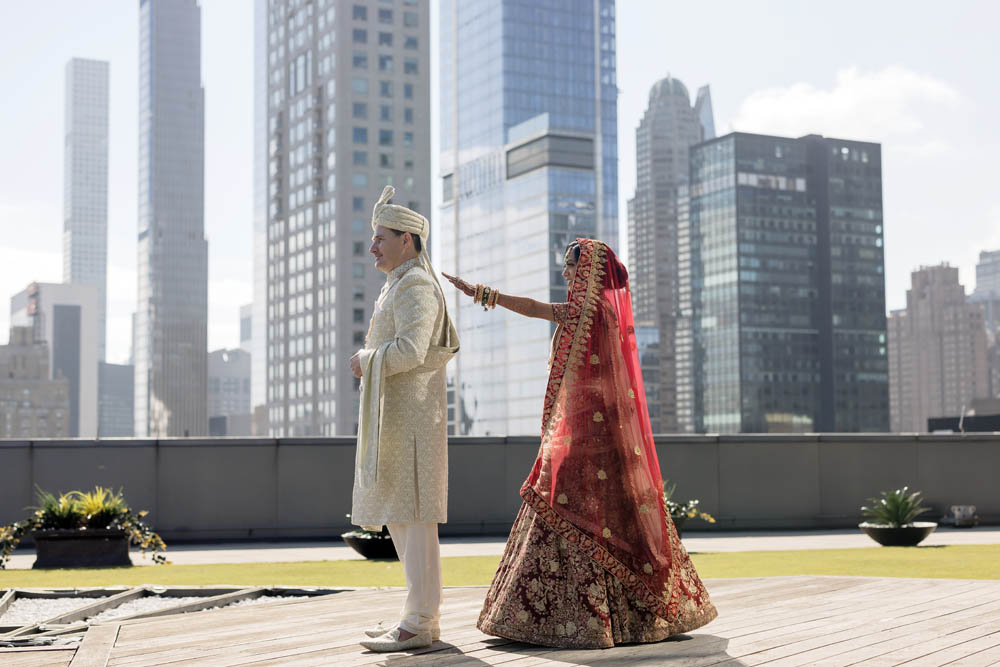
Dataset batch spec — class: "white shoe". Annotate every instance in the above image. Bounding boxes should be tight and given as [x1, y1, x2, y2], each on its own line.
[364, 621, 440, 641]
[360, 627, 433, 652]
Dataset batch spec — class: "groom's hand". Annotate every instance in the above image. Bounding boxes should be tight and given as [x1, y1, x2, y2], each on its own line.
[350, 350, 363, 378]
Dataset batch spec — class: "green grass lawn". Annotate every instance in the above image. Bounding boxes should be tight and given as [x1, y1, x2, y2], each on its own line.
[1, 545, 997, 590]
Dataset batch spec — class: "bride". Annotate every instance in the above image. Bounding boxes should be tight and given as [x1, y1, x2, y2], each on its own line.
[443, 238, 717, 648]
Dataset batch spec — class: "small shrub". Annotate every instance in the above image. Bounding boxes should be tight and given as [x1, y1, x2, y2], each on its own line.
[861, 486, 930, 527]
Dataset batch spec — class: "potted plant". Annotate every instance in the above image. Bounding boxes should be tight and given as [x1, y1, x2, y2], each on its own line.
[0, 486, 167, 569]
[663, 480, 716, 538]
[859, 486, 937, 547]
[341, 514, 398, 560]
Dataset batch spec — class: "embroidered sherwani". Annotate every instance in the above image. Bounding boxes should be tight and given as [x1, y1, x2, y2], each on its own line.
[352, 257, 456, 528]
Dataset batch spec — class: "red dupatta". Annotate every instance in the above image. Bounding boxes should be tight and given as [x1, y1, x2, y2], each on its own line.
[520, 238, 711, 622]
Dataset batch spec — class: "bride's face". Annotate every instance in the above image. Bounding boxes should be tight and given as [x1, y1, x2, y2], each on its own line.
[561, 255, 578, 285]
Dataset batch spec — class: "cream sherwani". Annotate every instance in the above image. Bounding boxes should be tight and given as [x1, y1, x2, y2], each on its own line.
[352, 257, 456, 527]
[352, 257, 457, 635]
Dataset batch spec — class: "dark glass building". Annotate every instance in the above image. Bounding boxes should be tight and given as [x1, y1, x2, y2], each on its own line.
[677, 132, 888, 433]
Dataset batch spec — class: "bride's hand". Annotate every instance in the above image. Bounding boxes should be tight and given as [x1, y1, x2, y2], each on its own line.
[442, 272, 476, 298]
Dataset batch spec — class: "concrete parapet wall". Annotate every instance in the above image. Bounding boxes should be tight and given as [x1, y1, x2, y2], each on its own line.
[1, 434, 996, 541]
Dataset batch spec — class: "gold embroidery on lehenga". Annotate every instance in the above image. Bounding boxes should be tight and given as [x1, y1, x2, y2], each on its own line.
[593, 412, 604, 422]
[597, 469, 607, 480]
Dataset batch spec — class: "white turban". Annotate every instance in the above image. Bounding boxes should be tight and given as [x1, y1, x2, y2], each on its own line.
[371, 185, 429, 245]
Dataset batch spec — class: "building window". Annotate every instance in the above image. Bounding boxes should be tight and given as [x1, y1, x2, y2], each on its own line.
[403, 83, 413, 99]
[353, 331, 365, 345]
[378, 55, 393, 72]
[353, 308, 364, 323]
[378, 8, 392, 23]
[379, 129, 393, 146]
[352, 51, 368, 69]
[353, 264, 365, 279]
[353, 286, 364, 301]
[352, 196, 365, 212]
[404, 35, 418, 50]
[353, 242, 365, 256]
[352, 172, 368, 188]
[352, 28, 367, 43]
[378, 32, 393, 46]
[352, 102, 368, 119]
[404, 107, 413, 124]
[353, 151, 368, 166]
[403, 11, 418, 27]
[352, 127, 368, 144]
[379, 153, 394, 168]
[351, 77, 368, 94]
[404, 58, 418, 75]
[352, 5, 367, 20]
[403, 131, 413, 147]
[379, 81, 393, 97]
[408, 201, 420, 213]
[379, 104, 392, 121]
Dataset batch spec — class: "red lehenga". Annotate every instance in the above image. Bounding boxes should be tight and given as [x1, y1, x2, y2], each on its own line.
[477, 238, 717, 648]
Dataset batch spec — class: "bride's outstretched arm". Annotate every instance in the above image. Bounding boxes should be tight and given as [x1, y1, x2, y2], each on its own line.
[442, 273, 557, 322]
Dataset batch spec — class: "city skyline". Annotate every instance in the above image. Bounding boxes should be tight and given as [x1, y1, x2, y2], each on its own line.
[0, 1, 998, 367]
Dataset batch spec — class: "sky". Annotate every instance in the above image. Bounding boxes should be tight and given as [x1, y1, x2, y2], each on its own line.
[0, 0, 997, 365]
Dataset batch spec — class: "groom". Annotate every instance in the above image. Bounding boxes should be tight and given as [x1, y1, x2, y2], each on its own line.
[350, 186, 459, 652]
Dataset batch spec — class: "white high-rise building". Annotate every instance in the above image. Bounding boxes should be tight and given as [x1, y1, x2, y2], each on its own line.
[63, 58, 109, 362]
[258, 0, 431, 436]
[135, 0, 207, 437]
[10, 282, 99, 437]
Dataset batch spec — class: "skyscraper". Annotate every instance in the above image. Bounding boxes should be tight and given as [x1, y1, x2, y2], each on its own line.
[207, 348, 252, 436]
[439, 0, 618, 436]
[888, 265, 988, 431]
[10, 282, 99, 437]
[970, 249, 1000, 337]
[98, 361, 134, 437]
[0, 327, 70, 439]
[677, 132, 889, 433]
[63, 58, 110, 363]
[260, 0, 431, 436]
[627, 75, 713, 433]
[135, 0, 207, 437]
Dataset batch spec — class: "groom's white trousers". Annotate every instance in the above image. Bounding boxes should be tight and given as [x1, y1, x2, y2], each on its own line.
[386, 522, 442, 634]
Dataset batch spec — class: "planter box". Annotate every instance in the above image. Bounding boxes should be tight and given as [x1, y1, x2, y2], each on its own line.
[859, 521, 937, 547]
[32, 529, 132, 569]
[341, 532, 398, 560]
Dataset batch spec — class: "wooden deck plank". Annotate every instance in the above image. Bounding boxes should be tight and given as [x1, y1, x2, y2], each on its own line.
[88, 577, 1000, 666]
[69, 623, 120, 667]
[0, 647, 76, 667]
[708, 586, 1000, 666]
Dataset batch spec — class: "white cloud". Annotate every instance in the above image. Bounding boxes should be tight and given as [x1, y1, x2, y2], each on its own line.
[730, 66, 962, 143]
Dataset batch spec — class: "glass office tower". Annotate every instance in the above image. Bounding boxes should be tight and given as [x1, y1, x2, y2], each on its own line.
[135, 0, 207, 437]
[440, 0, 618, 436]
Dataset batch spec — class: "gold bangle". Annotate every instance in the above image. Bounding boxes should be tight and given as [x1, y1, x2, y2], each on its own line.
[474, 284, 484, 304]
[489, 288, 500, 309]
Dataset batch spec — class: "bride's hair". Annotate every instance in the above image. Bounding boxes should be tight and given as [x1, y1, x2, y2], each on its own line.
[564, 240, 582, 263]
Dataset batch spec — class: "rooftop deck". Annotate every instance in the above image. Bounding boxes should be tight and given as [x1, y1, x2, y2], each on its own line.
[4, 576, 1000, 666]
